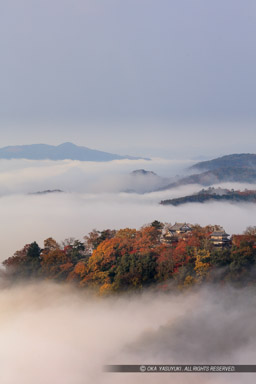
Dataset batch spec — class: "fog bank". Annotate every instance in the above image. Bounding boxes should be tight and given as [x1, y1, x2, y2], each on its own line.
[1, 189, 256, 262]
[0, 158, 192, 195]
[0, 282, 255, 384]
[1, 158, 256, 262]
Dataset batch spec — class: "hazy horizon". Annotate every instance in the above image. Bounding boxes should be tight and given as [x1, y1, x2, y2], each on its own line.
[1, 1, 256, 383]
[0, 135, 255, 161]
[1, 0, 256, 158]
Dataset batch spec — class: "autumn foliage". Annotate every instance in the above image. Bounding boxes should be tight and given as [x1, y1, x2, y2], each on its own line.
[2, 222, 256, 293]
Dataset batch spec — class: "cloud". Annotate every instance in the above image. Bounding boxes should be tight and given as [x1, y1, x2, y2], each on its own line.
[1, 158, 256, 262]
[0, 282, 255, 384]
[1, 189, 256, 262]
[0, 158, 191, 195]
[1, 158, 256, 383]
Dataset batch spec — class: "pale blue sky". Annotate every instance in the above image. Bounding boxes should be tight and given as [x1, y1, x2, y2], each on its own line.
[0, 0, 256, 157]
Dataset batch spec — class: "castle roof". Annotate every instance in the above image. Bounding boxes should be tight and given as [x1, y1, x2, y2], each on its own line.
[211, 231, 229, 237]
[170, 223, 191, 231]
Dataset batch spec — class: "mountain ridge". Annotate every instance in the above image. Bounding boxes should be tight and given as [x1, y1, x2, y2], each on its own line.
[160, 187, 256, 206]
[158, 167, 256, 190]
[190, 153, 256, 171]
[0, 142, 150, 162]
[158, 153, 256, 191]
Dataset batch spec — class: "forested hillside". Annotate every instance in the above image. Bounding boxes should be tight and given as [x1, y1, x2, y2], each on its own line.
[2, 222, 256, 294]
[0, 142, 148, 161]
[161, 188, 256, 206]
[191, 153, 256, 171]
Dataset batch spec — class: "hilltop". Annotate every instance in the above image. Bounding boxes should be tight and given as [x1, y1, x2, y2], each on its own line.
[2, 221, 256, 293]
[0, 142, 150, 162]
[158, 153, 256, 191]
[121, 169, 170, 193]
[131, 169, 157, 176]
[161, 187, 256, 206]
[29, 189, 64, 195]
[191, 153, 256, 171]
[159, 167, 256, 190]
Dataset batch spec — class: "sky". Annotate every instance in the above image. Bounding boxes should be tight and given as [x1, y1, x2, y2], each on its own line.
[0, 0, 256, 158]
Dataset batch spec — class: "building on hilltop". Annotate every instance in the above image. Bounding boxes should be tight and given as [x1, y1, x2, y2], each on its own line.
[160, 229, 178, 244]
[169, 223, 192, 234]
[161, 222, 192, 244]
[210, 229, 230, 247]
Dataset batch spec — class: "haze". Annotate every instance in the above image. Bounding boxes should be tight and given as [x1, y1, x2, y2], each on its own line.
[1, 0, 256, 157]
[0, 282, 256, 384]
[1, 158, 256, 262]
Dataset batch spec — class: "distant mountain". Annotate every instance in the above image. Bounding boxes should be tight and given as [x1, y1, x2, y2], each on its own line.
[131, 169, 157, 176]
[158, 154, 256, 191]
[0, 142, 150, 162]
[121, 169, 171, 193]
[191, 153, 256, 172]
[160, 188, 256, 206]
[29, 189, 64, 195]
[159, 167, 256, 190]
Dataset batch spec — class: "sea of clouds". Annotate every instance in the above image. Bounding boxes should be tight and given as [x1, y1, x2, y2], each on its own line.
[1, 158, 256, 384]
[0, 158, 256, 261]
[0, 282, 255, 384]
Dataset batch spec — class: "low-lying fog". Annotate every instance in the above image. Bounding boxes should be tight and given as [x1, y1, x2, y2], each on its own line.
[0, 158, 191, 195]
[1, 159, 256, 384]
[1, 158, 256, 261]
[0, 282, 255, 384]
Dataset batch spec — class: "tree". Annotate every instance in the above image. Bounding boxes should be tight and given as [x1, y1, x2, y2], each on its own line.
[114, 251, 157, 290]
[82, 237, 123, 287]
[244, 226, 256, 236]
[229, 240, 256, 279]
[151, 220, 163, 230]
[155, 245, 175, 281]
[43, 237, 60, 253]
[210, 248, 231, 267]
[194, 249, 211, 283]
[3, 244, 31, 278]
[84, 229, 116, 253]
[64, 239, 86, 264]
[3, 242, 41, 278]
[26, 241, 41, 276]
[41, 249, 72, 279]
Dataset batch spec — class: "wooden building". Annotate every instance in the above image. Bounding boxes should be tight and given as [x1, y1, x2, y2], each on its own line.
[210, 230, 230, 247]
[161, 222, 192, 244]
